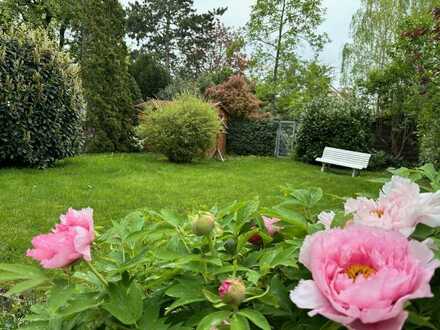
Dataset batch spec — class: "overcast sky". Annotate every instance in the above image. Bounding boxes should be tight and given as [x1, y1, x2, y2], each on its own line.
[122, 0, 361, 83]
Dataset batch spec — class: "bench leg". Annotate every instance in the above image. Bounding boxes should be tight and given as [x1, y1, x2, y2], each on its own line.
[321, 163, 326, 172]
[352, 169, 357, 177]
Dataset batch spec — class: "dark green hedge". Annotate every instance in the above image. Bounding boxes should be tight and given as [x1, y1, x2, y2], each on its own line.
[0, 27, 84, 168]
[227, 119, 277, 156]
[295, 97, 374, 163]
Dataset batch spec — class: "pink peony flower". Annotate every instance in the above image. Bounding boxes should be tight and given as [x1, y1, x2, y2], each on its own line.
[262, 216, 282, 236]
[26, 208, 95, 268]
[345, 176, 440, 236]
[290, 225, 439, 330]
[317, 211, 335, 230]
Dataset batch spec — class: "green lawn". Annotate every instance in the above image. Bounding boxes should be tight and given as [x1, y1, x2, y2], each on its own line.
[0, 153, 385, 263]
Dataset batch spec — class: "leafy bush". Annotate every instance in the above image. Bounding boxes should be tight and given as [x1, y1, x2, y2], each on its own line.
[295, 96, 373, 163]
[129, 53, 171, 100]
[0, 26, 84, 168]
[2, 173, 440, 329]
[419, 106, 440, 167]
[227, 119, 277, 156]
[137, 95, 221, 163]
[205, 74, 262, 118]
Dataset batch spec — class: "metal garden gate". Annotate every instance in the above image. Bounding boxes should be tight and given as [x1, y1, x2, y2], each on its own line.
[274, 121, 297, 157]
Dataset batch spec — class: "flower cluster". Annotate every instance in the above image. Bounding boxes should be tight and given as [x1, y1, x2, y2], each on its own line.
[26, 208, 95, 268]
[291, 176, 440, 330]
[345, 176, 440, 236]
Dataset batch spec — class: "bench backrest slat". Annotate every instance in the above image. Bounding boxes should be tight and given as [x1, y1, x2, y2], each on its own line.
[322, 147, 371, 168]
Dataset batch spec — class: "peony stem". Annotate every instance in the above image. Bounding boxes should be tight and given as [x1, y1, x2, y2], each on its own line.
[232, 258, 238, 277]
[85, 261, 108, 287]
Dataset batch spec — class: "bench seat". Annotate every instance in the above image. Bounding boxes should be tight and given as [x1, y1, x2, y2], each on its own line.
[316, 147, 371, 177]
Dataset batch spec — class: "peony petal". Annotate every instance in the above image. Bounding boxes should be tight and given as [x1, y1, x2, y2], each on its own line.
[60, 207, 94, 232]
[409, 239, 437, 268]
[348, 311, 408, 330]
[298, 234, 317, 270]
[72, 226, 93, 260]
[41, 251, 80, 269]
[290, 280, 356, 325]
[381, 176, 419, 200]
[317, 211, 335, 230]
[290, 280, 327, 310]
[418, 192, 440, 227]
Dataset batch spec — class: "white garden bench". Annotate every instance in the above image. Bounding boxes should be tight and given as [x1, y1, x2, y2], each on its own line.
[316, 147, 371, 177]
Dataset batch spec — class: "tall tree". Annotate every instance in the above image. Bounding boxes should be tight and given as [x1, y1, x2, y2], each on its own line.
[129, 53, 171, 100]
[256, 59, 332, 118]
[197, 19, 248, 75]
[79, 0, 136, 152]
[126, 0, 226, 77]
[0, 0, 80, 50]
[341, 0, 438, 86]
[247, 0, 327, 83]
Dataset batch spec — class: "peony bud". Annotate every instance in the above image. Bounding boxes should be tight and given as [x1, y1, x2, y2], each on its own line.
[248, 233, 262, 246]
[224, 238, 236, 255]
[248, 225, 263, 246]
[192, 212, 215, 236]
[218, 279, 246, 306]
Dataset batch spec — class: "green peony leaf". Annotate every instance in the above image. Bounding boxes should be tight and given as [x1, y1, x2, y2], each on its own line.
[103, 281, 144, 325]
[196, 311, 232, 330]
[238, 309, 271, 330]
[230, 314, 250, 330]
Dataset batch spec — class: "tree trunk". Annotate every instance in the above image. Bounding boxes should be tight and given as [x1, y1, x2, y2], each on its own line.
[164, 12, 172, 73]
[59, 21, 67, 50]
[273, 0, 286, 83]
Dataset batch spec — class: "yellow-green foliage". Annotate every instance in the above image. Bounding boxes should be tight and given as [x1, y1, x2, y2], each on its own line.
[137, 95, 221, 163]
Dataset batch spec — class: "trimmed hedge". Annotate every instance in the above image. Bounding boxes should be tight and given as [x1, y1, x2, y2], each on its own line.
[295, 96, 373, 163]
[227, 119, 277, 156]
[0, 26, 84, 168]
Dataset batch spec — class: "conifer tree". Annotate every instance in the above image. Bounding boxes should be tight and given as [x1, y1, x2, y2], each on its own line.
[79, 0, 136, 152]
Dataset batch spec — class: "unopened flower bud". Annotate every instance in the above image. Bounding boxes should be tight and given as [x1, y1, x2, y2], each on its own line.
[248, 233, 262, 246]
[248, 225, 262, 246]
[218, 279, 246, 306]
[224, 238, 236, 255]
[192, 212, 215, 236]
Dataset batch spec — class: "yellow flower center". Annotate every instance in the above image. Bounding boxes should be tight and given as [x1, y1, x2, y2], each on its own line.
[370, 209, 384, 218]
[346, 264, 376, 281]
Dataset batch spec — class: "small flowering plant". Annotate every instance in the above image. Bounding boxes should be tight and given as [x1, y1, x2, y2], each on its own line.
[1, 165, 440, 330]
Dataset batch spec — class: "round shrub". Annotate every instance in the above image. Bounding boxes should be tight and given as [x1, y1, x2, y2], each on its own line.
[295, 96, 373, 163]
[0, 26, 84, 168]
[137, 95, 220, 163]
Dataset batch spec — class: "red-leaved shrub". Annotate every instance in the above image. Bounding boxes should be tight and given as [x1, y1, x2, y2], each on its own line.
[205, 74, 262, 118]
